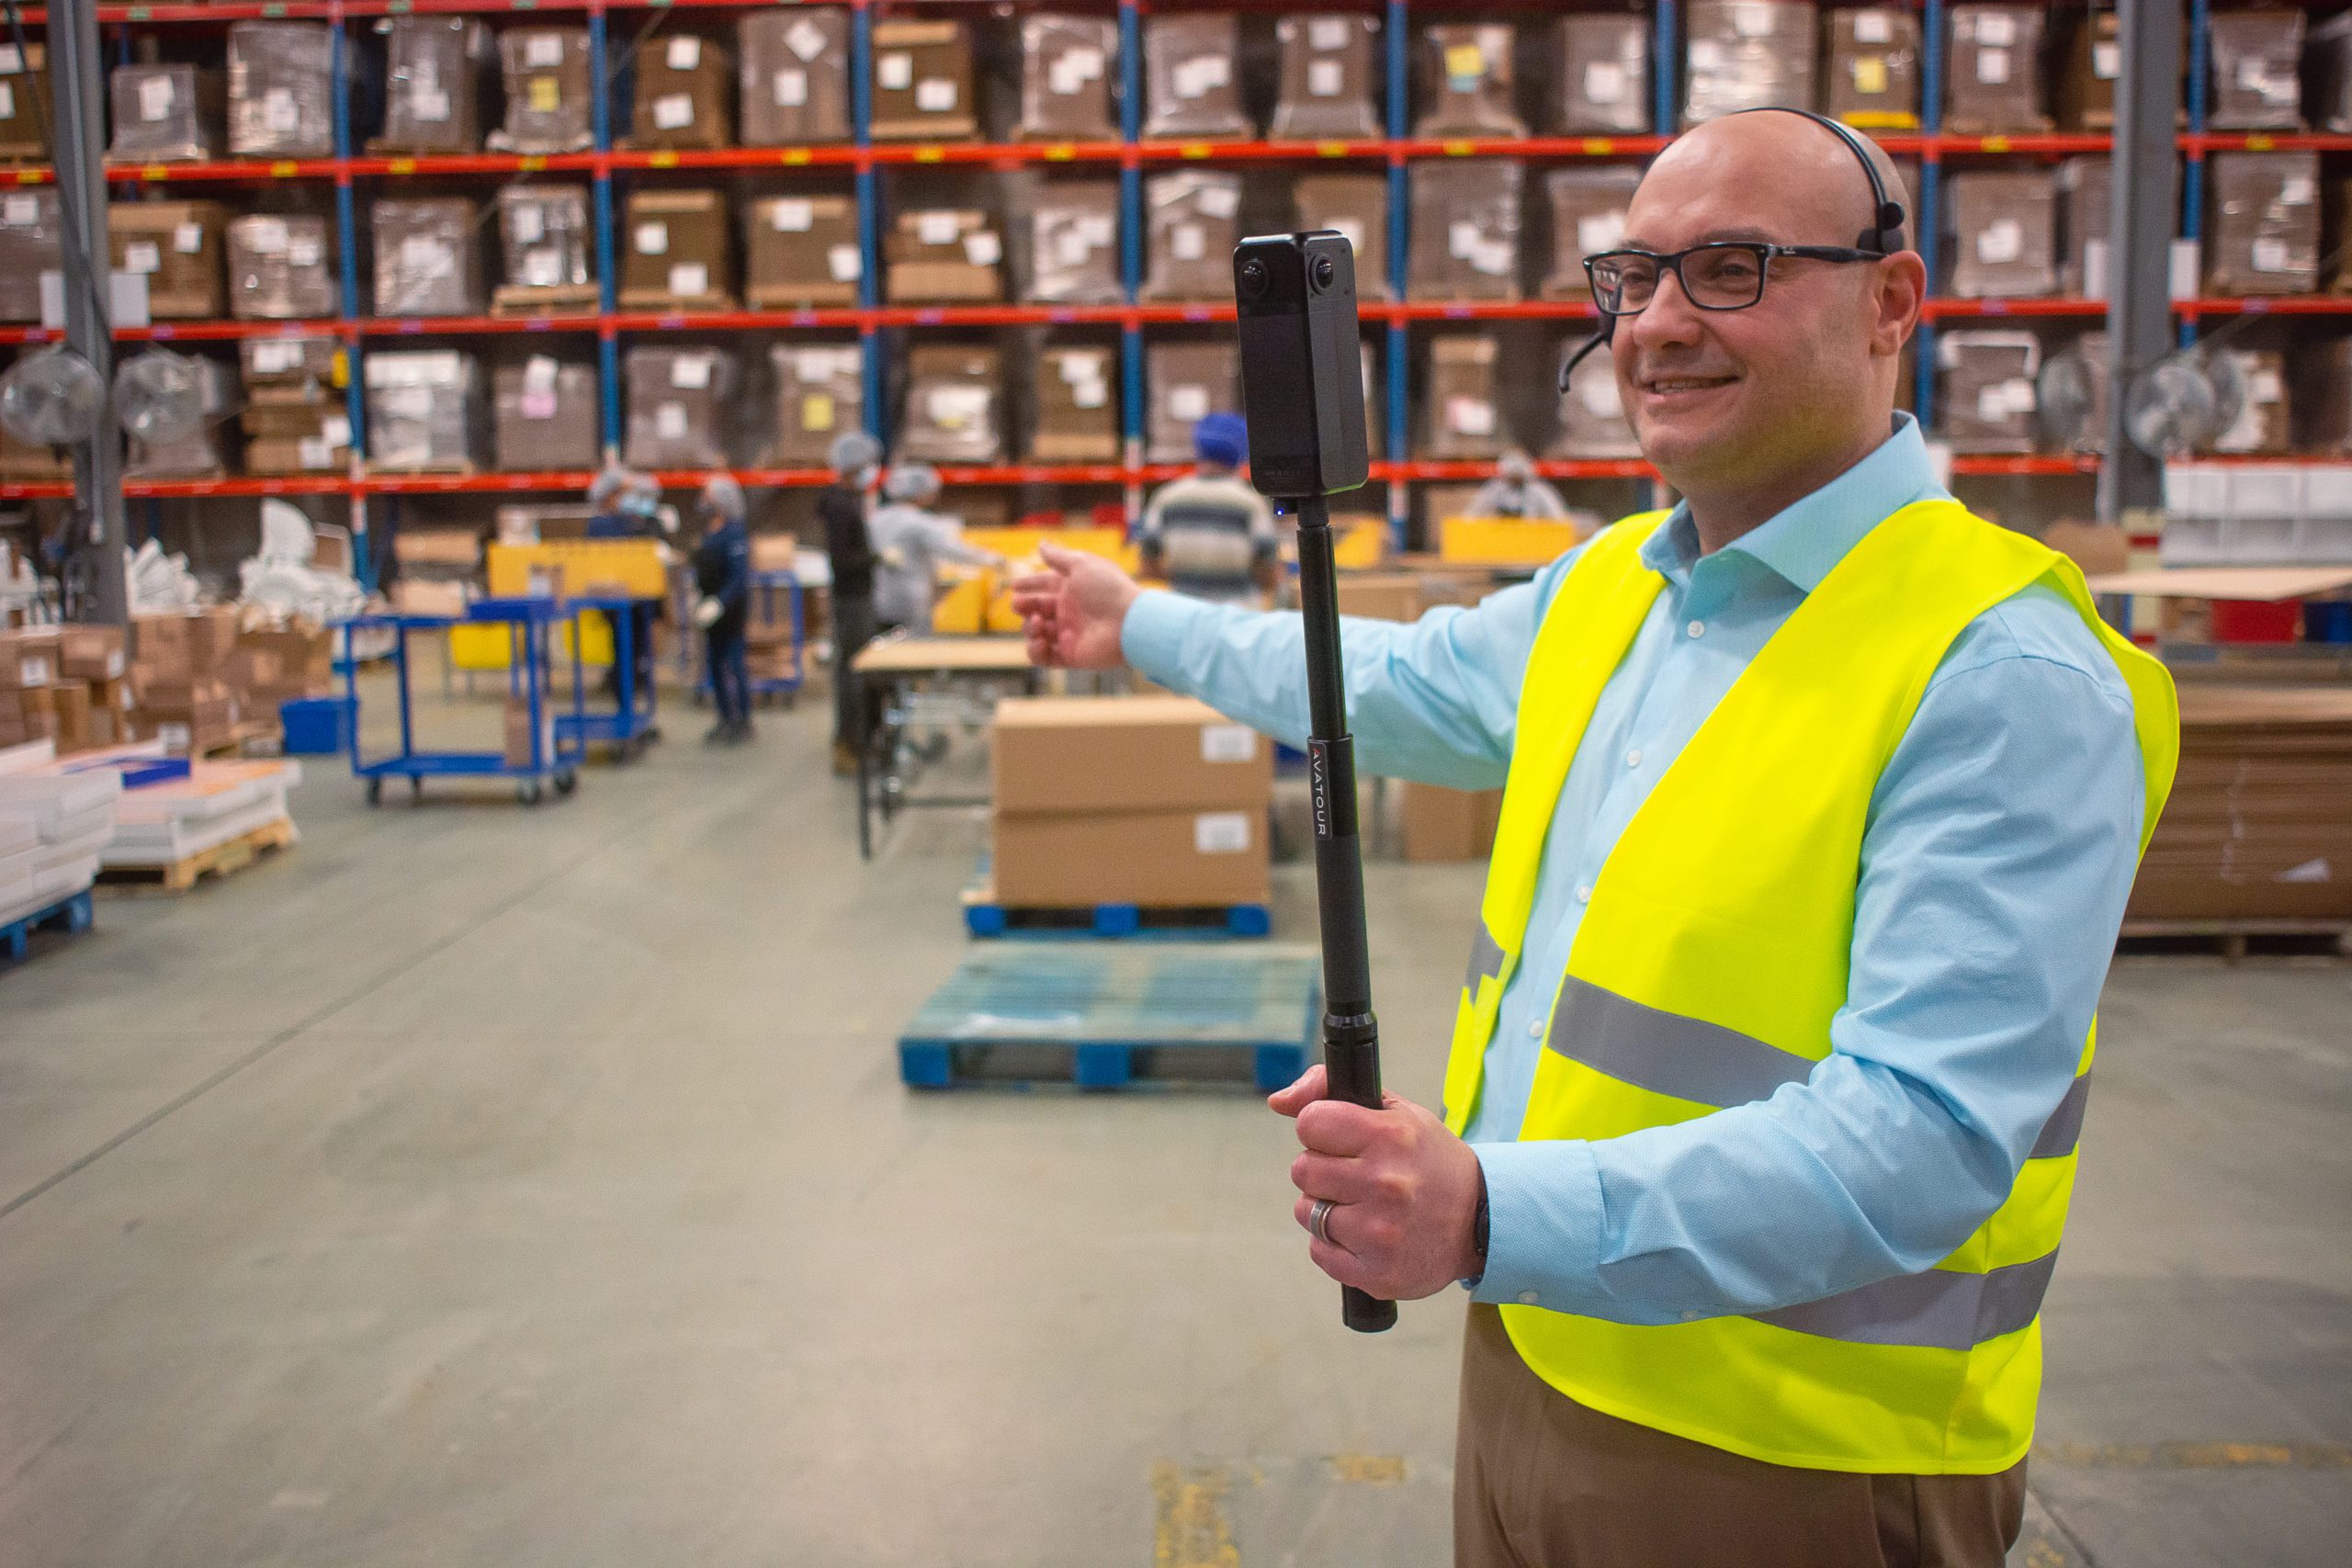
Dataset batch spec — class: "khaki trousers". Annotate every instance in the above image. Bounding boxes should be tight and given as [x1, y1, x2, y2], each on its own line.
[1454, 1305, 2026, 1568]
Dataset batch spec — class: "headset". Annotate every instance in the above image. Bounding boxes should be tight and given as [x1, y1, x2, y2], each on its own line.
[1556, 107, 1910, 392]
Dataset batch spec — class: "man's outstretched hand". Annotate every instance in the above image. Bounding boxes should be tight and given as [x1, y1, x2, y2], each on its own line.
[1010, 542, 1142, 671]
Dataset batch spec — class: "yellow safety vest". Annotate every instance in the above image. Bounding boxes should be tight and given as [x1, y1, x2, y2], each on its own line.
[1441, 499, 2178, 1474]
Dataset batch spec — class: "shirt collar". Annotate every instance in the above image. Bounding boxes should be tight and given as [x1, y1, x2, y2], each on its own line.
[1637, 412, 1948, 593]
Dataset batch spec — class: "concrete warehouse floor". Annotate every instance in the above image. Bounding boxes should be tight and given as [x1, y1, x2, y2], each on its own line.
[1, 675, 2347, 1568]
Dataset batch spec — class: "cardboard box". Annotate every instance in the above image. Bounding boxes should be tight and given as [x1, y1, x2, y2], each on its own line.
[631, 32, 730, 151]
[1140, 171, 1241, 304]
[1683, 0, 1815, 126]
[1943, 169, 2056, 299]
[0, 628, 53, 689]
[493, 356, 599, 471]
[132, 610, 240, 679]
[898, 344, 1003, 464]
[2056, 155, 2109, 298]
[58, 625, 126, 682]
[226, 212, 334, 321]
[492, 28, 593, 154]
[1294, 175, 1388, 302]
[372, 17, 486, 155]
[365, 349, 481, 472]
[49, 678, 90, 752]
[2319, 15, 2352, 136]
[495, 184, 595, 302]
[2296, 339, 2352, 454]
[228, 21, 335, 158]
[867, 18, 977, 141]
[2205, 151, 2320, 297]
[1336, 573, 1423, 623]
[246, 429, 351, 476]
[503, 694, 553, 768]
[1824, 7, 1921, 130]
[995, 695, 1272, 814]
[1029, 181, 1123, 305]
[769, 341, 864, 465]
[1425, 334, 1506, 459]
[1416, 22, 1524, 138]
[618, 188, 732, 309]
[2208, 9, 2304, 132]
[241, 333, 339, 400]
[1016, 14, 1118, 141]
[1555, 344, 1639, 459]
[2053, 10, 2120, 132]
[107, 63, 220, 163]
[1556, 14, 1648, 134]
[1407, 159, 1521, 302]
[1542, 165, 1639, 300]
[0, 41, 52, 162]
[1937, 330, 2039, 454]
[622, 344, 735, 469]
[1142, 13, 1251, 141]
[1031, 344, 1120, 462]
[1145, 340, 1238, 464]
[1401, 782, 1502, 863]
[747, 193, 861, 308]
[1943, 6, 2050, 134]
[1270, 13, 1380, 141]
[886, 207, 1004, 304]
[110, 200, 230, 319]
[740, 10, 852, 146]
[991, 807, 1271, 908]
[373, 197, 483, 318]
[0, 188, 61, 323]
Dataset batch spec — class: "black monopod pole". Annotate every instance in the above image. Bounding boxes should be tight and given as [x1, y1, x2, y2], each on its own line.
[1290, 490, 1397, 1335]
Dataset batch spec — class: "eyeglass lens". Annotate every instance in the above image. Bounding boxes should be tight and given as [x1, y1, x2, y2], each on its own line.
[1591, 247, 1768, 313]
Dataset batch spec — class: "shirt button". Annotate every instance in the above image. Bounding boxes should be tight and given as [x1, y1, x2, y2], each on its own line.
[1528, 1019, 1544, 1039]
[1680, 1310, 1702, 1323]
[1575, 885, 1592, 904]
[1518, 1291, 1540, 1307]
[1687, 620, 1706, 639]
[1624, 748, 1642, 769]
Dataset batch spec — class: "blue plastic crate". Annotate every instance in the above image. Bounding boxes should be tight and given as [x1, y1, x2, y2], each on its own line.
[280, 696, 356, 755]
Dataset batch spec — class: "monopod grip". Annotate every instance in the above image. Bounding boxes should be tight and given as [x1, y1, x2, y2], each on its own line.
[1326, 1024, 1396, 1333]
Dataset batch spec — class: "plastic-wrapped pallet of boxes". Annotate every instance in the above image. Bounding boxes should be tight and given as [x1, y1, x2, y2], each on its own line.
[620, 189, 732, 309]
[365, 350, 481, 472]
[1294, 175, 1387, 300]
[0, 42, 51, 162]
[111, 201, 229, 320]
[991, 696, 1272, 909]
[898, 344, 1003, 464]
[1028, 182, 1123, 305]
[1937, 332, 2038, 454]
[1824, 7, 1921, 130]
[493, 355, 599, 471]
[227, 23, 334, 159]
[107, 63, 218, 162]
[2039, 332, 2109, 454]
[749, 194, 861, 308]
[1556, 14, 1649, 134]
[0, 191, 61, 322]
[1031, 344, 1119, 462]
[1942, 6, 2048, 134]
[632, 33, 730, 151]
[1271, 14, 1381, 141]
[1681, 1, 1815, 126]
[1143, 15, 1250, 140]
[2055, 11, 2120, 131]
[2317, 16, 2352, 135]
[240, 334, 349, 476]
[2207, 10, 2304, 132]
[1943, 170, 2056, 299]
[2212, 348, 2291, 457]
[227, 212, 334, 320]
[1425, 335, 1506, 459]
[867, 19, 977, 141]
[0, 740, 118, 926]
[2205, 152, 2319, 296]
[1417, 23, 1523, 138]
[741, 9, 851, 146]
[492, 28, 593, 154]
[1408, 160, 1521, 302]
[1146, 341, 1236, 464]
[769, 342, 864, 465]
[494, 185, 595, 313]
[623, 345, 734, 470]
[1141, 172, 1240, 303]
[372, 17, 485, 154]
[373, 197, 482, 318]
[887, 208, 1004, 304]
[1542, 166, 1638, 299]
[2057, 155, 2110, 298]
[1016, 14, 1118, 141]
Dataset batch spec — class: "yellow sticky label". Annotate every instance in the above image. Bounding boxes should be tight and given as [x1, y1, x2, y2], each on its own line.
[1853, 58, 1888, 96]
[13, 168, 37, 185]
[1044, 144, 1074, 161]
[650, 150, 678, 168]
[141, 164, 168, 182]
[330, 349, 349, 389]
[1581, 138, 1615, 155]
[1442, 139, 1475, 157]
[1317, 141, 1347, 157]
[1982, 134, 2012, 152]
[519, 154, 547, 172]
[389, 157, 415, 175]
[270, 160, 298, 177]
[803, 393, 835, 432]
[1180, 142, 1212, 159]
[1443, 44, 1485, 80]
[782, 148, 811, 165]
[2247, 133, 2276, 152]
[528, 78, 560, 113]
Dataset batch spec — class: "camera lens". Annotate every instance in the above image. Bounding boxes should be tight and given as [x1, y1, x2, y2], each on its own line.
[1238, 258, 1269, 299]
[1312, 255, 1336, 290]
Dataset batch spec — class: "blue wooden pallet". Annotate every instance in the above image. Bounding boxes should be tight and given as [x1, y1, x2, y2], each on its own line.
[0, 889, 94, 966]
[899, 947, 1320, 1093]
[962, 863, 1272, 941]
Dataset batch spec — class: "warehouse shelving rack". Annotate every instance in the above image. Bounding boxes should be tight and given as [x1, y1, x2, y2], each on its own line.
[4, 0, 2351, 558]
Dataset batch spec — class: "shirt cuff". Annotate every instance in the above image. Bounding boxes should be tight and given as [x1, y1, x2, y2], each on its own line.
[1466, 1138, 1607, 1314]
[1119, 588, 1204, 690]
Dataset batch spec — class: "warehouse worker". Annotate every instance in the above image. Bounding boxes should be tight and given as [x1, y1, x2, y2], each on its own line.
[1464, 448, 1572, 521]
[1015, 107, 2177, 1568]
[1134, 411, 1280, 606]
[869, 461, 1003, 635]
[819, 432, 884, 776]
[691, 474, 754, 746]
[584, 463, 669, 704]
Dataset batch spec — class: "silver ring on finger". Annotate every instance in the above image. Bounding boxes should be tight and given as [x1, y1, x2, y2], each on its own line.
[1308, 1198, 1336, 1247]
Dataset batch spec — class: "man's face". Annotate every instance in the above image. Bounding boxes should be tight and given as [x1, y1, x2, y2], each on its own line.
[1609, 129, 1907, 495]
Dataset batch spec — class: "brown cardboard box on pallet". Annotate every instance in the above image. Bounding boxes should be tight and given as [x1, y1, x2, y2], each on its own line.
[746, 193, 861, 308]
[373, 17, 485, 155]
[898, 344, 1003, 464]
[1031, 344, 1119, 462]
[1294, 175, 1387, 301]
[227, 213, 335, 320]
[1541, 165, 1638, 299]
[2054, 11, 2120, 132]
[1943, 169, 2057, 299]
[1016, 14, 1118, 142]
[492, 28, 593, 154]
[493, 356, 600, 471]
[132, 609, 239, 683]
[1682, 0, 1815, 126]
[0, 189, 61, 322]
[110, 201, 230, 319]
[2205, 152, 2320, 297]
[1407, 159, 1521, 302]
[1270, 14, 1381, 141]
[1142, 14, 1251, 141]
[868, 19, 978, 142]
[1416, 22, 1524, 138]
[1140, 171, 1240, 303]
[58, 626, 126, 684]
[1825, 7, 1921, 130]
[2057, 155, 2110, 298]
[1401, 782, 1503, 863]
[631, 33, 731, 151]
[0, 626, 55, 690]
[1942, 5, 2049, 134]
[2208, 9, 2304, 132]
[372, 197, 483, 318]
[245, 422, 352, 476]
[619, 189, 733, 310]
[107, 63, 220, 163]
[1555, 14, 1648, 134]
[740, 9, 852, 146]
[0, 41, 51, 162]
[1937, 330, 2039, 454]
[228, 21, 336, 159]
[493, 185, 596, 313]
[1425, 335, 1506, 460]
[1030, 182, 1123, 305]
[622, 344, 735, 470]
[769, 341, 864, 465]
[50, 679, 91, 752]
[1145, 341, 1237, 464]
[886, 208, 1004, 304]
[241, 333, 339, 401]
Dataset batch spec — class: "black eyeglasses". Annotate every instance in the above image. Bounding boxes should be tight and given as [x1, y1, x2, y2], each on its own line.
[1584, 242, 1883, 316]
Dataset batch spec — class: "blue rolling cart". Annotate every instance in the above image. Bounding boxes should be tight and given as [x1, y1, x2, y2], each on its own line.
[705, 570, 808, 709]
[556, 595, 662, 761]
[337, 598, 584, 807]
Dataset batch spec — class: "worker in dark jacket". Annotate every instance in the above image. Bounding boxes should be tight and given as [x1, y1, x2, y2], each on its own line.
[691, 474, 755, 745]
[817, 432, 883, 775]
[584, 464, 671, 705]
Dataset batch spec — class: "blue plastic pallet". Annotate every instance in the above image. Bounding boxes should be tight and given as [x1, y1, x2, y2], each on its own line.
[963, 898, 1272, 942]
[0, 889, 94, 965]
[899, 948, 1319, 1093]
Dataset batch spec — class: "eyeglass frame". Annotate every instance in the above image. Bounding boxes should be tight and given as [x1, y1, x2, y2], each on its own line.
[1582, 241, 1887, 317]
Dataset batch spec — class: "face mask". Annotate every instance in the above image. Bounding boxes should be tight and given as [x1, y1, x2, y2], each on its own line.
[622, 492, 658, 518]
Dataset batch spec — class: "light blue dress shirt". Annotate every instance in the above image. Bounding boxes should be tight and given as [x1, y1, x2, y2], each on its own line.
[1122, 413, 2150, 1324]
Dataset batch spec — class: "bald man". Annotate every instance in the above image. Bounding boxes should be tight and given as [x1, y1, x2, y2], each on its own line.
[1013, 112, 2172, 1568]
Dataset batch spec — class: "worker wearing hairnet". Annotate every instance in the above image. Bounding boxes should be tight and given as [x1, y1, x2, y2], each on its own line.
[1134, 412, 1280, 607]
[584, 464, 671, 705]
[819, 432, 884, 775]
[868, 462, 1003, 634]
[690, 474, 755, 745]
[1466, 450, 1573, 521]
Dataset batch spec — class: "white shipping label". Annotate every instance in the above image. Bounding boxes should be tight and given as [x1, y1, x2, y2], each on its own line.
[2276, 857, 2333, 885]
[1201, 724, 1256, 763]
[827, 243, 862, 281]
[1167, 383, 1210, 422]
[1, 195, 34, 225]
[2080, 238, 2109, 299]
[670, 353, 712, 389]
[773, 69, 808, 108]
[928, 385, 989, 425]
[1976, 219, 2024, 265]
[1577, 370, 1623, 419]
[1193, 812, 1251, 854]
[1047, 56, 1086, 96]
[1583, 61, 1626, 104]
[1052, 227, 1091, 268]
[877, 52, 913, 91]
[321, 414, 351, 447]
[1577, 213, 1627, 255]
[1446, 396, 1496, 435]
[654, 402, 688, 439]
[250, 339, 294, 373]
[1973, 12, 2017, 48]
[123, 241, 161, 275]
[1688, 39, 1725, 73]
[1448, 219, 1481, 259]
[770, 197, 814, 232]
[400, 236, 453, 279]
[523, 248, 563, 285]
[1064, 45, 1105, 82]
[410, 86, 450, 122]
[1170, 222, 1205, 262]
[0, 83, 15, 119]
[288, 234, 322, 267]
[1976, 48, 2010, 85]
[794, 348, 842, 380]
[2094, 40, 2120, 79]
[524, 354, 559, 391]
[1307, 60, 1343, 97]
[157, 722, 191, 752]
[0, 45, 21, 73]
[962, 231, 1001, 267]
[635, 221, 669, 255]
[2281, 175, 2316, 206]
[1080, 213, 1116, 245]
[138, 74, 175, 121]
[296, 439, 331, 470]
[174, 222, 204, 254]
[1974, 386, 2013, 423]
[1853, 11, 1894, 45]
[525, 34, 564, 68]
[914, 78, 957, 114]
[263, 87, 300, 132]
[1070, 378, 1107, 409]
[917, 210, 961, 246]
[786, 19, 828, 62]
[667, 37, 701, 72]
[2247, 366, 2285, 401]
[1172, 58, 1208, 99]
[1470, 239, 1511, 276]
[1195, 181, 1240, 220]
[653, 94, 695, 130]
[1197, 56, 1232, 89]
[511, 204, 545, 243]
[1309, 18, 1351, 51]
[1060, 352, 1104, 383]
[1730, 2, 1774, 39]
[1329, 218, 1364, 255]
[519, 388, 558, 420]
[2253, 236, 2292, 272]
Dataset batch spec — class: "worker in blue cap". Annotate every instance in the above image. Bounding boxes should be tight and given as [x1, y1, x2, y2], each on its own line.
[1134, 411, 1279, 607]
[584, 463, 671, 705]
[690, 473, 755, 745]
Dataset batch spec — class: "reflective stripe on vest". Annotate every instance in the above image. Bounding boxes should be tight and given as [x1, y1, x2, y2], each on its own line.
[1442, 501, 2179, 1474]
